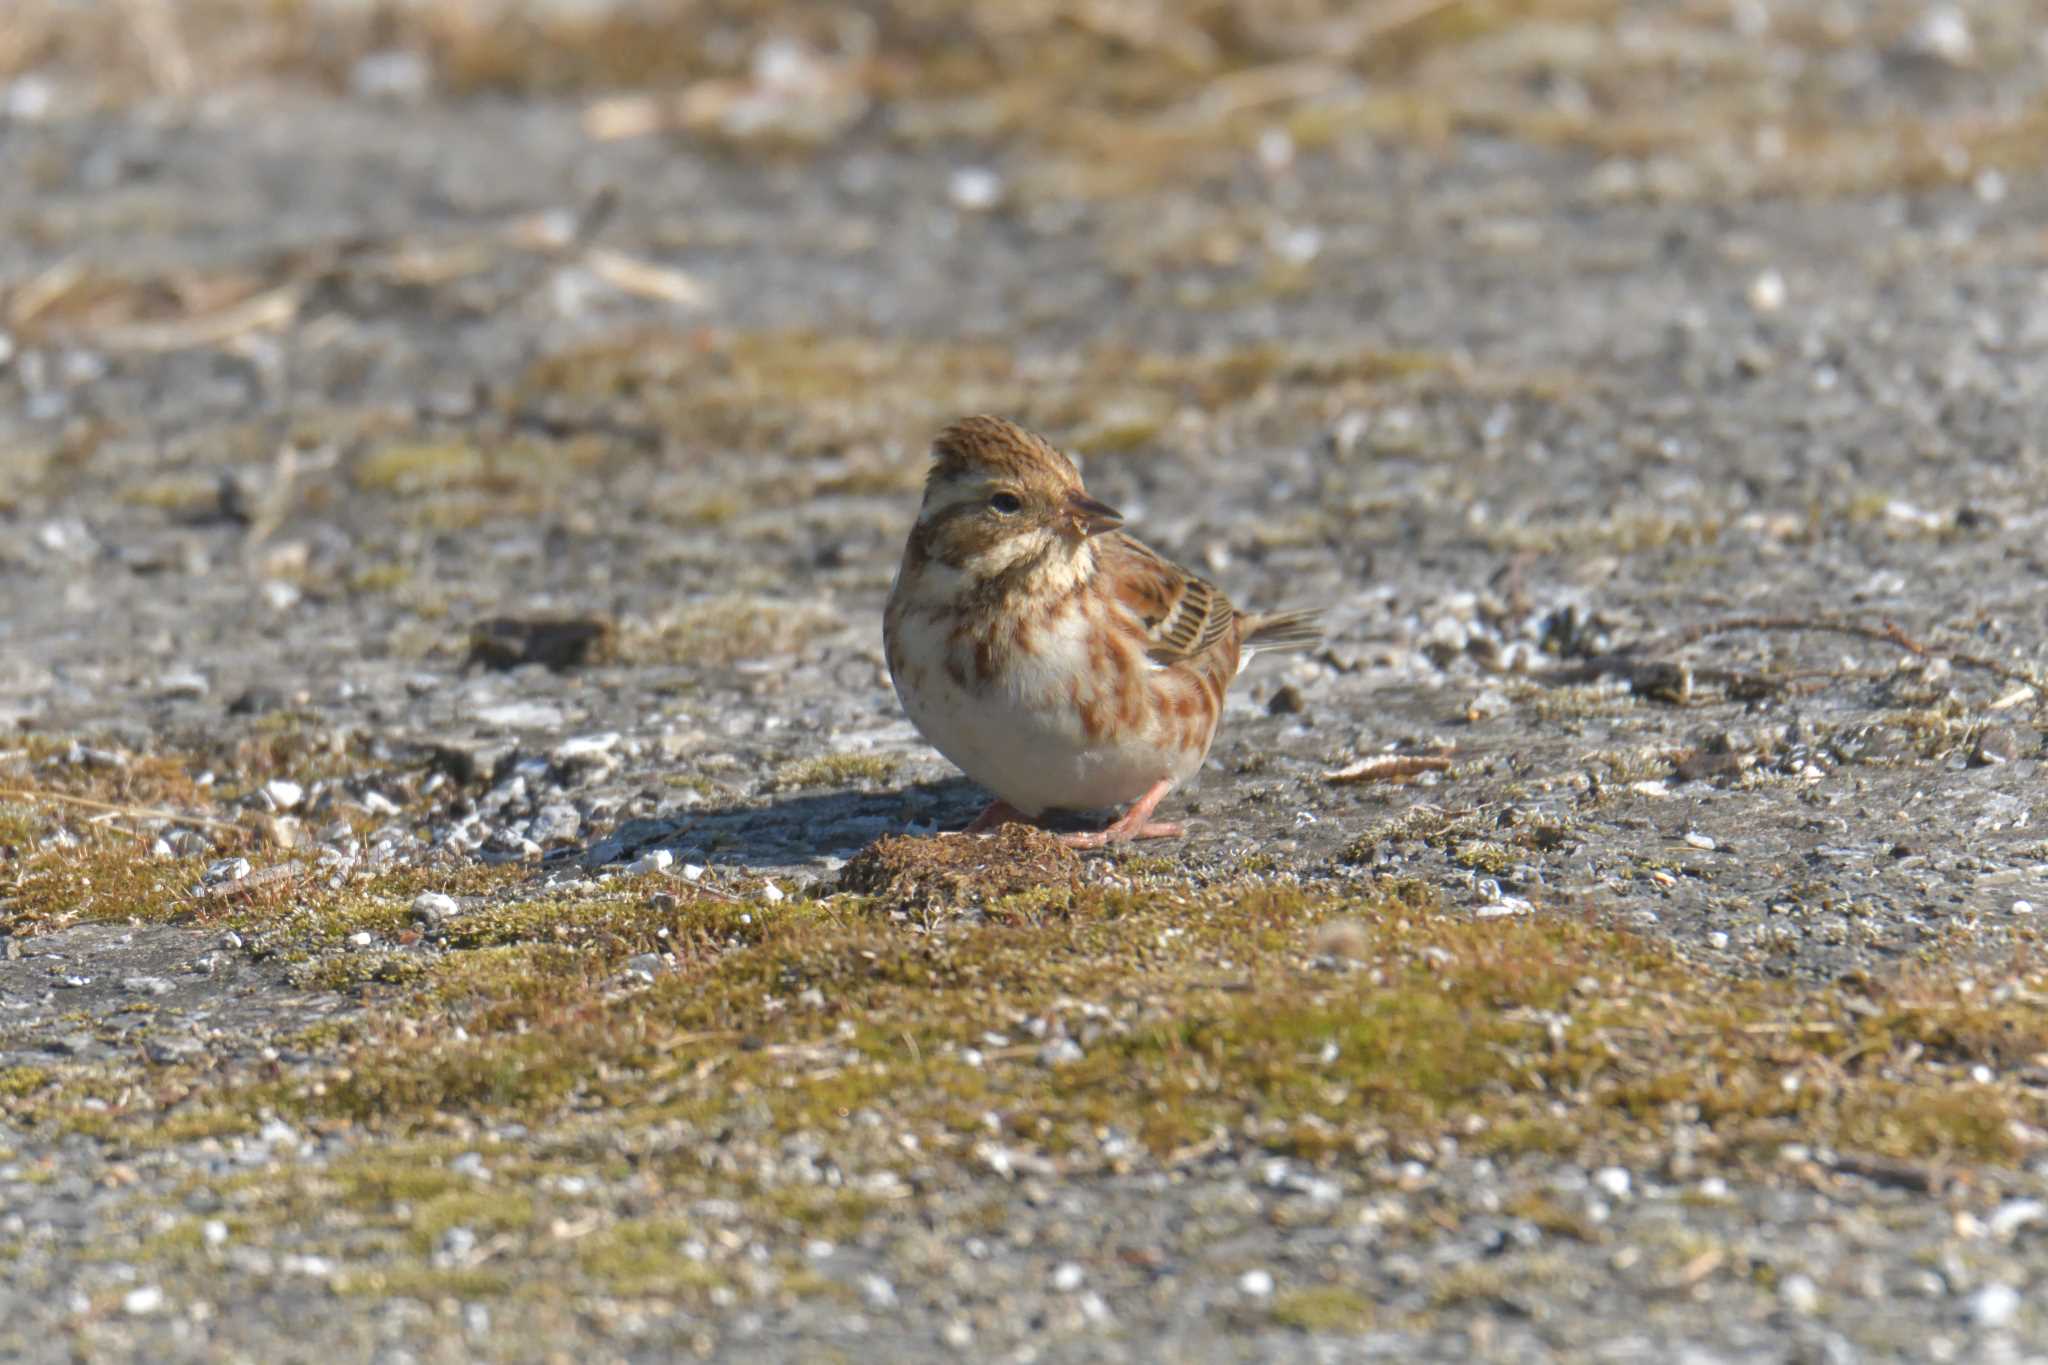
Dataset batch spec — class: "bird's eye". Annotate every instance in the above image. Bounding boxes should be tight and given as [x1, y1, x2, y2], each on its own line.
[988, 492, 1023, 514]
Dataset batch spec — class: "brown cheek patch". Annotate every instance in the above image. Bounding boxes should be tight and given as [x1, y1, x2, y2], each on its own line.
[973, 636, 999, 684]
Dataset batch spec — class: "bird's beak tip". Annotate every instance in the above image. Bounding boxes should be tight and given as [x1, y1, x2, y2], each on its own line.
[1064, 491, 1123, 537]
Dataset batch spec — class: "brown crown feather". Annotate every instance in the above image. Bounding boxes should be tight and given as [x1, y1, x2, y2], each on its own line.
[928, 415, 1082, 490]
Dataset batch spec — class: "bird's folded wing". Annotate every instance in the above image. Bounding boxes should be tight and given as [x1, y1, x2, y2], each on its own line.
[1100, 533, 1239, 666]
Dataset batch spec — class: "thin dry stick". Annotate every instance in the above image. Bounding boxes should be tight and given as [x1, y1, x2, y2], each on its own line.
[1323, 754, 1456, 785]
[1672, 616, 2046, 693]
[0, 787, 247, 833]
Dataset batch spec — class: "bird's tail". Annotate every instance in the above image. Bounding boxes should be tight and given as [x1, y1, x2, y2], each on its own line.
[1244, 609, 1323, 654]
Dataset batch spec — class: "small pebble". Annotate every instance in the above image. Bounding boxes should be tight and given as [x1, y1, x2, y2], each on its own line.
[948, 166, 1003, 212]
[1973, 727, 2018, 766]
[203, 857, 251, 886]
[625, 849, 673, 876]
[1037, 1038, 1084, 1068]
[552, 732, 620, 762]
[1748, 268, 1786, 313]
[1967, 1282, 2019, 1328]
[1907, 5, 1974, 65]
[1476, 896, 1533, 919]
[1778, 1273, 1820, 1314]
[1466, 689, 1513, 721]
[1593, 1167, 1632, 1199]
[122, 1286, 165, 1316]
[144, 1036, 205, 1065]
[262, 779, 304, 811]
[860, 1272, 898, 1310]
[1986, 1199, 2046, 1240]
[158, 669, 210, 700]
[1051, 1262, 1086, 1292]
[1238, 1269, 1275, 1298]
[411, 892, 459, 926]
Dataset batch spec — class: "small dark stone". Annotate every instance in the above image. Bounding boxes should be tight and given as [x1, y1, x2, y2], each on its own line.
[427, 737, 519, 786]
[466, 616, 613, 672]
[1266, 684, 1305, 716]
[227, 688, 286, 717]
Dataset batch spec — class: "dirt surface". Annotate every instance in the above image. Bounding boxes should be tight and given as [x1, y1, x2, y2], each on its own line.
[7, 2, 2048, 1361]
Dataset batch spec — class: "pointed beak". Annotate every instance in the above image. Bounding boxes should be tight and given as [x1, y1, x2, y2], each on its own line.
[1063, 490, 1124, 538]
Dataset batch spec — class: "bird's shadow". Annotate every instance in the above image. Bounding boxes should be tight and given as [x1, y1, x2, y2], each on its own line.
[571, 775, 1128, 870]
[572, 776, 989, 870]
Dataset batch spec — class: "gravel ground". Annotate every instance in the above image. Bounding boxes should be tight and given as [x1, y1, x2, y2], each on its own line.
[7, 3, 2048, 1361]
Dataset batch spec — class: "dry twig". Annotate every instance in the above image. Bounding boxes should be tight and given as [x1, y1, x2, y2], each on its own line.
[1322, 754, 1455, 785]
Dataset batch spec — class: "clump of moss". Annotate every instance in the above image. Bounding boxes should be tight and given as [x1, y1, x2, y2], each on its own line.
[836, 827, 1080, 917]
[575, 1219, 729, 1298]
[777, 754, 897, 790]
[0, 1067, 52, 1100]
[1271, 1285, 1375, 1333]
[616, 596, 837, 666]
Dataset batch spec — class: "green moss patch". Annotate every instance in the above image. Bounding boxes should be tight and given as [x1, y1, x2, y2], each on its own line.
[12, 873, 2045, 1185]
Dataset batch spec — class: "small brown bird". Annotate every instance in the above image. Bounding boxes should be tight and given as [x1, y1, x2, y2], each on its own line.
[883, 416, 1321, 847]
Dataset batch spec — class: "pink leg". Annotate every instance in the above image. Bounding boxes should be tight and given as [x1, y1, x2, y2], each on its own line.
[962, 799, 1032, 834]
[1062, 780, 1183, 849]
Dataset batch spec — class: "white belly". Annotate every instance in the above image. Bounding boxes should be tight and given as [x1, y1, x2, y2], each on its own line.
[888, 605, 1195, 816]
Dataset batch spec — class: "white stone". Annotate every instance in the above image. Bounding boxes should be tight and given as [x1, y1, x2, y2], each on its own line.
[948, 167, 1003, 212]
[1967, 1282, 2019, 1328]
[552, 732, 620, 761]
[474, 701, 566, 731]
[1778, 1273, 1819, 1314]
[1748, 268, 1786, 313]
[411, 892, 459, 921]
[1593, 1167, 1632, 1199]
